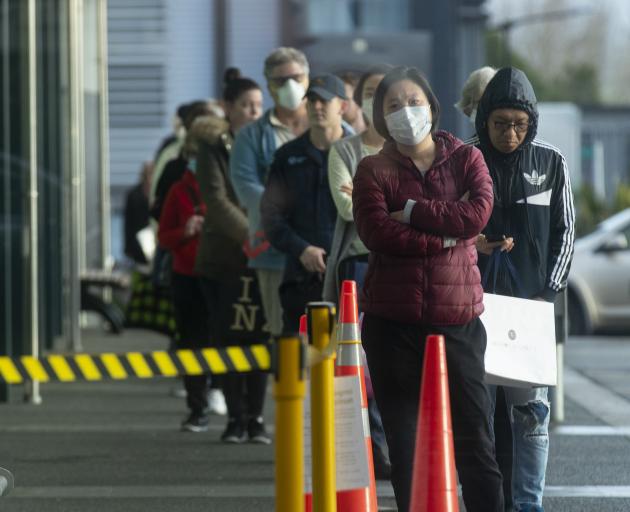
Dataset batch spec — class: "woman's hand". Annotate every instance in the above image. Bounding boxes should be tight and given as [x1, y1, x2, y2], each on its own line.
[340, 181, 353, 197]
[184, 214, 204, 237]
[476, 234, 514, 255]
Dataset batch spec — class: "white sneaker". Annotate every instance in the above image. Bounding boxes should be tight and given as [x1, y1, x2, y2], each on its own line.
[207, 388, 227, 416]
[0, 467, 14, 496]
[171, 384, 187, 398]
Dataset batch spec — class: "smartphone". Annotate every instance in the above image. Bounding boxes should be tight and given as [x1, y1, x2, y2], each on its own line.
[485, 234, 506, 243]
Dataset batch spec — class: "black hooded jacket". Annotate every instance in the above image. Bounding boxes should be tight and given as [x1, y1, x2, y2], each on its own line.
[469, 67, 575, 301]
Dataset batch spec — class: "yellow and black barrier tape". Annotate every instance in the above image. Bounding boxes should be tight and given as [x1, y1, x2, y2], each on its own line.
[0, 345, 271, 384]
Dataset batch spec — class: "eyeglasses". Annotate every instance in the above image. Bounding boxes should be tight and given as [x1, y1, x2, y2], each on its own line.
[492, 120, 531, 134]
[268, 74, 305, 87]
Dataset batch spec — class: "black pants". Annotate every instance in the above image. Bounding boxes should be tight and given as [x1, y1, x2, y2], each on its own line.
[279, 274, 323, 334]
[200, 278, 267, 422]
[171, 272, 210, 415]
[494, 386, 514, 510]
[362, 313, 504, 512]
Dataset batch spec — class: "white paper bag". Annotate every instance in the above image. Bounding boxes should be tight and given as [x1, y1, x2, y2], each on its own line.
[135, 226, 156, 262]
[480, 293, 557, 388]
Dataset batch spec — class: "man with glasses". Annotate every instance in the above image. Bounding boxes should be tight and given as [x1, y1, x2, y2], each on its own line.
[470, 67, 575, 512]
[230, 47, 311, 342]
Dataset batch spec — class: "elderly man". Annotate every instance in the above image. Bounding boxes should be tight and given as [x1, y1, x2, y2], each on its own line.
[230, 47, 311, 339]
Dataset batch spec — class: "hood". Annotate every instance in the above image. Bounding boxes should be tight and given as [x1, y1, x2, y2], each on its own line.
[382, 130, 464, 169]
[183, 115, 230, 157]
[475, 67, 538, 155]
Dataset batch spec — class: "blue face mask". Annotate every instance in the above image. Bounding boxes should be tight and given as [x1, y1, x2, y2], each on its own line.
[188, 158, 197, 173]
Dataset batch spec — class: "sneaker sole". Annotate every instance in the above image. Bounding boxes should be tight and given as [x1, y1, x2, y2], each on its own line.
[249, 436, 272, 445]
[181, 425, 209, 433]
[222, 436, 246, 444]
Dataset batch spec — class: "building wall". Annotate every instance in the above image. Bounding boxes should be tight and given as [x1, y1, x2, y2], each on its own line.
[107, 0, 216, 260]
[581, 107, 630, 199]
[224, 0, 281, 106]
[537, 103, 582, 188]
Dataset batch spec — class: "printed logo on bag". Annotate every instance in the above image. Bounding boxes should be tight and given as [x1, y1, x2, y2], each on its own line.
[523, 169, 547, 186]
[508, 329, 517, 341]
[231, 276, 262, 332]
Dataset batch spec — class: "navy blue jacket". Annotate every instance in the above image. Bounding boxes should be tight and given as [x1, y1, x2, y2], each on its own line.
[261, 129, 350, 283]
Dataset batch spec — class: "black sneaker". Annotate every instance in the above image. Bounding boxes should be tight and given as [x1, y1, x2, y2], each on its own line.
[181, 412, 209, 433]
[247, 416, 271, 444]
[221, 418, 246, 444]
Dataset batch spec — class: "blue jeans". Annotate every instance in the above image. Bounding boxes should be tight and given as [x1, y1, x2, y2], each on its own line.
[489, 385, 550, 512]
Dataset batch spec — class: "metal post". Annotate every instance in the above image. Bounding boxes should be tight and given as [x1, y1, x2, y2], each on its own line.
[307, 302, 337, 512]
[273, 335, 306, 512]
[25, 0, 41, 405]
[1, 0, 10, 373]
[67, 0, 84, 351]
[551, 289, 567, 423]
[96, 0, 111, 274]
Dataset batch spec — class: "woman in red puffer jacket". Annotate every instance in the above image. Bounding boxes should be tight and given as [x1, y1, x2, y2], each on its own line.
[352, 66, 504, 512]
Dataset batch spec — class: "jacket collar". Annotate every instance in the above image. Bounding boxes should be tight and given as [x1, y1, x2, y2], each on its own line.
[381, 130, 462, 172]
[296, 126, 353, 165]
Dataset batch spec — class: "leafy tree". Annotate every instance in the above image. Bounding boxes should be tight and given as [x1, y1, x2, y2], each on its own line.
[485, 30, 600, 104]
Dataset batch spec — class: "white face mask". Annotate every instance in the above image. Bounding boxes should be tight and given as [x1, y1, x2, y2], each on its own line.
[188, 158, 197, 173]
[276, 79, 306, 111]
[385, 105, 432, 146]
[361, 97, 374, 126]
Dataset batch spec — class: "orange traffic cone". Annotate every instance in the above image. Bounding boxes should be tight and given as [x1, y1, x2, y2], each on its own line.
[409, 334, 459, 512]
[334, 280, 378, 512]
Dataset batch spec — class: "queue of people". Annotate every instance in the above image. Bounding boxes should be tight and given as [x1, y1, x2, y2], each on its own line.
[121, 44, 574, 512]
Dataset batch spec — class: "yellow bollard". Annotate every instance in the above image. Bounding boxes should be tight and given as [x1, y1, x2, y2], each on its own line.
[307, 302, 337, 512]
[273, 334, 307, 512]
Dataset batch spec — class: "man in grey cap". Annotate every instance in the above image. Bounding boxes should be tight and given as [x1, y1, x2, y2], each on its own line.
[261, 73, 352, 332]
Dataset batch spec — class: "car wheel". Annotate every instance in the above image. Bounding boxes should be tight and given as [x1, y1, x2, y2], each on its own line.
[568, 292, 588, 336]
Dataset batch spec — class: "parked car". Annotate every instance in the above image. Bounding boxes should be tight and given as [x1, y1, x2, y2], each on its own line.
[568, 208, 630, 334]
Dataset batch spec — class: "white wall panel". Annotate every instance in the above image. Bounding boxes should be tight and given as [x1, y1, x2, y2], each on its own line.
[226, 0, 281, 109]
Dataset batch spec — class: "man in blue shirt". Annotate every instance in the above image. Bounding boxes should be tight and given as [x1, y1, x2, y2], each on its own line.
[230, 47, 311, 338]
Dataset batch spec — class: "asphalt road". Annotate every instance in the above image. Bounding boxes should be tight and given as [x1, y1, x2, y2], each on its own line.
[0, 329, 629, 511]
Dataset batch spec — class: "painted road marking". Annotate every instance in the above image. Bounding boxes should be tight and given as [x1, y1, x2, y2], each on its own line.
[553, 425, 630, 436]
[8, 484, 630, 499]
[564, 367, 630, 426]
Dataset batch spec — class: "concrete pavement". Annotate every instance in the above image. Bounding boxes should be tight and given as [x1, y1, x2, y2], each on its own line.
[0, 329, 630, 511]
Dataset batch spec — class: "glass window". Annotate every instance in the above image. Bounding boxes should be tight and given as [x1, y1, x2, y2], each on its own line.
[304, 0, 410, 34]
